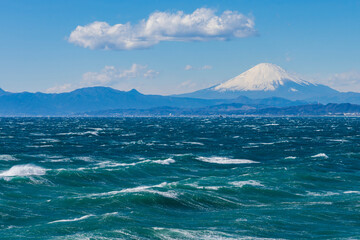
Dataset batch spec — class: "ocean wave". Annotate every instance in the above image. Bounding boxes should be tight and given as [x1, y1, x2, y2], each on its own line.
[197, 156, 258, 164]
[329, 139, 349, 142]
[311, 153, 329, 159]
[48, 214, 94, 224]
[94, 159, 151, 169]
[57, 130, 99, 136]
[182, 142, 205, 146]
[0, 164, 46, 177]
[152, 227, 239, 240]
[83, 182, 177, 199]
[55, 158, 176, 173]
[285, 156, 297, 159]
[74, 156, 96, 162]
[306, 191, 339, 197]
[0, 154, 18, 161]
[230, 180, 263, 188]
[153, 158, 176, 165]
[344, 191, 360, 194]
[185, 183, 221, 190]
[264, 123, 279, 126]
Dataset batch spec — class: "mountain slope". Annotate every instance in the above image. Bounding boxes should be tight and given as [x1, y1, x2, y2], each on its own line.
[177, 63, 339, 100]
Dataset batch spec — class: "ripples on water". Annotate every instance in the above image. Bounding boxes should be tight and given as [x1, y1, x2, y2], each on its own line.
[0, 117, 359, 239]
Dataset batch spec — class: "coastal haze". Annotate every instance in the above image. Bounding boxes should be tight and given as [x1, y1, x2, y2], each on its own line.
[1, 63, 360, 116]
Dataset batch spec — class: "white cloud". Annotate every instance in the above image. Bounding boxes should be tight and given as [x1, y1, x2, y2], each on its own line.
[68, 8, 256, 50]
[184, 65, 193, 70]
[313, 70, 360, 92]
[201, 65, 212, 70]
[46, 64, 159, 93]
[184, 64, 212, 71]
[46, 84, 73, 94]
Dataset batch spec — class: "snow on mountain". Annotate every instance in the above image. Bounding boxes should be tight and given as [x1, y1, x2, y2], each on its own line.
[214, 63, 311, 92]
[177, 63, 339, 100]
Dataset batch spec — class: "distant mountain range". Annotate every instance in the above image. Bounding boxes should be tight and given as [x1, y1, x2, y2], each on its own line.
[1, 63, 360, 116]
[84, 103, 360, 117]
[0, 87, 222, 116]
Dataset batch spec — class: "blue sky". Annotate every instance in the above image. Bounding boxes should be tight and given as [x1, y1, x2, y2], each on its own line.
[0, 0, 359, 94]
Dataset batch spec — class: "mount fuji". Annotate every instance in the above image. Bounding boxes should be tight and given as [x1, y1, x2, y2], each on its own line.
[177, 63, 339, 101]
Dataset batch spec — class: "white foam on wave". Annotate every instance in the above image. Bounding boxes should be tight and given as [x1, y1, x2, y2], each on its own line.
[230, 180, 263, 188]
[58, 158, 175, 173]
[57, 130, 99, 136]
[311, 153, 329, 159]
[344, 191, 360, 194]
[84, 182, 177, 199]
[197, 156, 258, 164]
[153, 227, 239, 240]
[94, 159, 151, 169]
[153, 158, 175, 165]
[186, 183, 221, 190]
[0, 164, 46, 177]
[0, 154, 18, 161]
[285, 156, 296, 159]
[48, 214, 94, 224]
[330, 139, 349, 143]
[182, 142, 205, 146]
[306, 191, 339, 197]
[264, 123, 279, 126]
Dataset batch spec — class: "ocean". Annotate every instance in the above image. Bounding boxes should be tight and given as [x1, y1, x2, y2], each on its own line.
[0, 117, 359, 239]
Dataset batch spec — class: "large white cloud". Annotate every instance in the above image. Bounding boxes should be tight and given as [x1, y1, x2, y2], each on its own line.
[68, 8, 256, 50]
[46, 64, 158, 93]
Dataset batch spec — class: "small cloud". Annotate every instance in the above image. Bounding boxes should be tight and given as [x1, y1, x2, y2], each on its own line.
[46, 64, 159, 93]
[184, 65, 193, 71]
[184, 65, 212, 71]
[143, 69, 159, 78]
[45, 84, 74, 93]
[68, 8, 256, 50]
[201, 65, 213, 70]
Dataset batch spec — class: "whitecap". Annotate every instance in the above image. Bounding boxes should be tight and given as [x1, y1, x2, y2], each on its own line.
[197, 156, 258, 164]
[186, 183, 221, 190]
[306, 191, 339, 197]
[329, 139, 349, 143]
[94, 159, 151, 169]
[343, 191, 360, 194]
[311, 153, 329, 159]
[48, 214, 94, 224]
[285, 156, 296, 159]
[74, 156, 95, 162]
[0, 154, 18, 161]
[83, 182, 177, 199]
[182, 142, 205, 146]
[152, 227, 238, 240]
[153, 158, 175, 165]
[0, 164, 46, 177]
[230, 180, 263, 188]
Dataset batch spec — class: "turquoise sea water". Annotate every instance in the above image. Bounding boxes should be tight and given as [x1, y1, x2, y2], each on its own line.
[0, 117, 359, 239]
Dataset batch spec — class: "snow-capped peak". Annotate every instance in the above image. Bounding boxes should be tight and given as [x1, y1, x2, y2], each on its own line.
[214, 63, 311, 92]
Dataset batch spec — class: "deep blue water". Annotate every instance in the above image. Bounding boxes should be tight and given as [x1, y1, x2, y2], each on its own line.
[0, 117, 359, 239]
